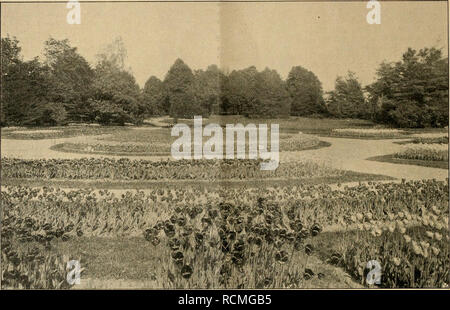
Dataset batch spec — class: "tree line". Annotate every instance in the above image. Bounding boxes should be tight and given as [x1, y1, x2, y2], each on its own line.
[1, 36, 448, 128]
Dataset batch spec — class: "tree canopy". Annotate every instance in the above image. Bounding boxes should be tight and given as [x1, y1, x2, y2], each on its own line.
[90, 37, 144, 125]
[367, 47, 448, 127]
[44, 38, 94, 121]
[1, 36, 57, 126]
[143, 76, 166, 116]
[286, 66, 326, 116]
[327, 72, 369, 119]
[163, 58, 202, 118]
[1, 36, 447, 128]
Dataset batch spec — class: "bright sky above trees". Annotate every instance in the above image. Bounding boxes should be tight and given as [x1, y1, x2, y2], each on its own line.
[1, 1, 447, 91]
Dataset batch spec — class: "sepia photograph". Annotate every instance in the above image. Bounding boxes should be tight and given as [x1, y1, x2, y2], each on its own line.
[0, 0, 449, 294]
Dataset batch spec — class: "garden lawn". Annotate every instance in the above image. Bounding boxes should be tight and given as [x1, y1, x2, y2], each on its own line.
[49, 237, 362, 288]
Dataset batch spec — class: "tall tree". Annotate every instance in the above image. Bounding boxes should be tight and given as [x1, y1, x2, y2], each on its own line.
[1, 36, 66, 126]
[252, 68, 291, 118]
[2, 57, 53, 125]
[367, 47, 448, 127]
[220, 66, 291, 118]
[286, 66, 326, 116]
[44, 37, 94, 121]
[1, 36, 22, 125]
[163, 59, 202, 118]
[221, 66, 259, 116]
[1, 36, 21, 75]
[95, 37, 128, 71]
[142, 76, 166, 116]
[193, 64, 224, 116]
[91, 38, 143, 125]
[327, 72, 367, 118]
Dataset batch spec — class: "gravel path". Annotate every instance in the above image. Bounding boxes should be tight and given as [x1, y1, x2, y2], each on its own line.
[284, 136, 448, 181]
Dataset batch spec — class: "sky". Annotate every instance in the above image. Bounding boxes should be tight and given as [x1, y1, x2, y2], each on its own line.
[1, 1, 448, 91]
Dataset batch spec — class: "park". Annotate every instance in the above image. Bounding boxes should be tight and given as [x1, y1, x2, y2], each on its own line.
[1, 1, 448, 289]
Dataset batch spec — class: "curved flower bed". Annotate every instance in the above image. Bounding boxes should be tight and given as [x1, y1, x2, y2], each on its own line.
[1, 157, 343, 181]
[51, 132, 324, 156]
[331, 128, 408, 138]
[394, 144, 448, 162]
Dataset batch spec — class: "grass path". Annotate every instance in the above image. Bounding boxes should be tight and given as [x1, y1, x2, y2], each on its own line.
[52, 237, 363, 289]
[71, 257, 362, 289]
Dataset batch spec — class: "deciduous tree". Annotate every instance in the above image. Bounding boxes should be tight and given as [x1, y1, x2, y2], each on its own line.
[367, 47, 448, 127]
[327, 72, 368, 119]
[286, 66, 326, 116]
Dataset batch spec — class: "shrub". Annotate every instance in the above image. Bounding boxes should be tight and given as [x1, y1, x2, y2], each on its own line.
[88, 99, 130, 126]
